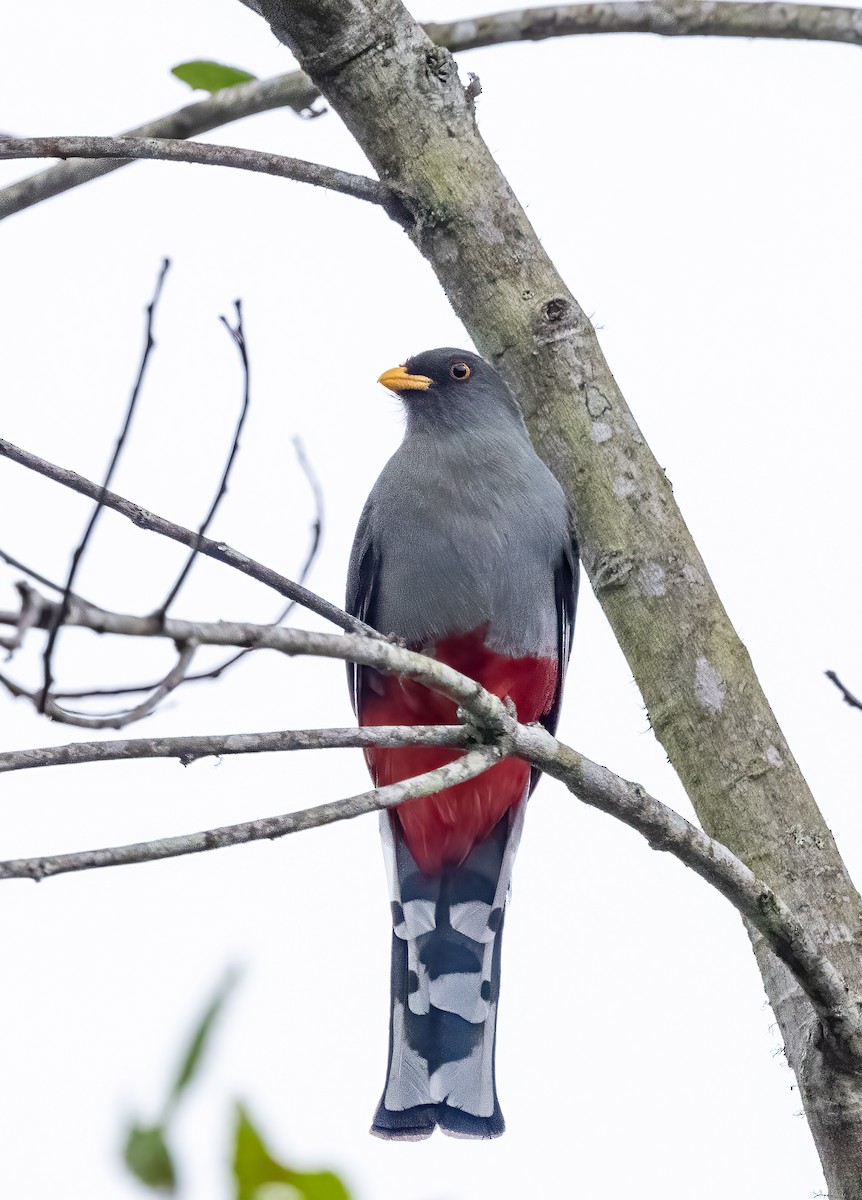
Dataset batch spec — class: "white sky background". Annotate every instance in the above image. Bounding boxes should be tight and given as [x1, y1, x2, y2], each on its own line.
[2, 2, 861, 1197]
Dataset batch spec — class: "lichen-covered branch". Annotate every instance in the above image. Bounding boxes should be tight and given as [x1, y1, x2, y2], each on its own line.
[513, 722, 862, 1068]
[0, 724, 472, 774]
[2, 599, 860, 1063]
[425, 1, 862, 52]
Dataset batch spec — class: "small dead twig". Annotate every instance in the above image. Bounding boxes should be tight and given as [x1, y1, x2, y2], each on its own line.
[2, 640, 198, 730]
[825, 670, 862, 712]
[0, 548, 87, 599]
[0, 436, 370, 635]
[38, 259, 171, 711]
[50, 436, 325, 702]
[154, 300, 251, 621]
[0, 582, 44, 656]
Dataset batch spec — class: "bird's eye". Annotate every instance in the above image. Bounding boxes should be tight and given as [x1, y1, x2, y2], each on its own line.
[450, 362, 471, 381]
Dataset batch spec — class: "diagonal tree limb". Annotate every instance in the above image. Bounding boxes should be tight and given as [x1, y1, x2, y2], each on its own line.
[0, 137, 408, 223]
[0, 437, 373, 636]
[257, 0, 862, 1187]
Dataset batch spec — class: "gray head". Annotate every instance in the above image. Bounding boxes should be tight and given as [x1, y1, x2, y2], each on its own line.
[377, 347, 528, 438]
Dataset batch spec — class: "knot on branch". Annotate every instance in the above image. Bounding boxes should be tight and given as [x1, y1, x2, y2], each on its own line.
[424, 45, 457, 84]
[593, 550, 634, 590]
[533, 296, 582, 347]
[455, 699, 517, 759]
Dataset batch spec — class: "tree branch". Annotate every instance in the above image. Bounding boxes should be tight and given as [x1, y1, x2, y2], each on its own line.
[0, 596, 514, 734]
[0, 137, 407, 222]
[0, 72, 320, 221]
[2, 619, 859, 1061]
[0, 438, 373, 636]
[510, 722, 862, 1067]
[424, 1, 862, 52]
[7, 4, 862, 222]
[1, 641, 198, 730]
[0, 745, 502, 881]
[0, 724, 471, 774]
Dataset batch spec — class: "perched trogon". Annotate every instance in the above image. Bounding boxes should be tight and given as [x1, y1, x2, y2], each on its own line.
[347, 348, 578, 1140]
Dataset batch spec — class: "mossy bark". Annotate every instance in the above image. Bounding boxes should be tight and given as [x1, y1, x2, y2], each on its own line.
[259, 1, 862, 1191]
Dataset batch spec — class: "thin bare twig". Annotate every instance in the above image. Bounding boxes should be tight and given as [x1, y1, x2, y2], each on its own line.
[52, 435, 324, 700]
[825, 670, 862, 712]
[0, 437, 372, 636]
[155, 301, 251, 620]
[0, 548, 84, 598]
[39, 259, 170, 712]
[2, 633, 198, 730]
[152, 432, 326, 690]
[0, 137, 409, 225]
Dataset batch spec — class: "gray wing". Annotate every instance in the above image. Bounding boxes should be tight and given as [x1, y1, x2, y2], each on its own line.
[530, 529, 578, 792]
[345, 497, 381, 715]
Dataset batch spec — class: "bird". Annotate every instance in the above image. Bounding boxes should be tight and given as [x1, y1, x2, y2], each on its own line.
[346, 347, 577, 1140]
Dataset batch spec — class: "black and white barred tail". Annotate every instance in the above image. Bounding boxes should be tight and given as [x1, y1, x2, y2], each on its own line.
[371, 800, 526, 1140]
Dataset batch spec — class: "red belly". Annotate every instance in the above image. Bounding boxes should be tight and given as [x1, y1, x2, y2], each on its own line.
[361, 629, 557, 873]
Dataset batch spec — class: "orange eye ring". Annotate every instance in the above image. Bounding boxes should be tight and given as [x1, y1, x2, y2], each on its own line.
[450, 362, 471, 381]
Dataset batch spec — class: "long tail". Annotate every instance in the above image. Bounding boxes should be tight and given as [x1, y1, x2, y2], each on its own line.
[372, 800, 526, 1140]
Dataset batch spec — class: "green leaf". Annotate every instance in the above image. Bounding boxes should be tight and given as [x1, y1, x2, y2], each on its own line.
[123, 1123, 176, 1193]
[171, 60, 258, 93]
[233, 1105, 350, 1200]
[168, 967, 239, 1107]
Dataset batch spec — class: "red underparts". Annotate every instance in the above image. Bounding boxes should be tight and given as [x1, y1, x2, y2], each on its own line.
[361, 629, 558, 874]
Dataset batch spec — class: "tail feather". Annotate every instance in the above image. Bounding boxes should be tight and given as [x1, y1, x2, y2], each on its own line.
[372, 800, 526, 1140]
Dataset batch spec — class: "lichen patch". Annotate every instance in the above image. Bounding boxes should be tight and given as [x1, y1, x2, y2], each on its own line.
[695, 656, 725, 713]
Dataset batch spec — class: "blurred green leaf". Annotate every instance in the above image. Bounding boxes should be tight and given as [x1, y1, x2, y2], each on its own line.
[233, 1105, 350, 1200]
[171, 60, 258, 93]
[124, 1123, 176, 1193]
[169, 967, 239, 1107]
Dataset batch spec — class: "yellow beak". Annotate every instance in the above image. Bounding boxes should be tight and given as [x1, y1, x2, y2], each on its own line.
[377, 365, 433, 393]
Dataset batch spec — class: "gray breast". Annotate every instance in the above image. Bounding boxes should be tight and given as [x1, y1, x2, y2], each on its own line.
[368, 428, 567, 658]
